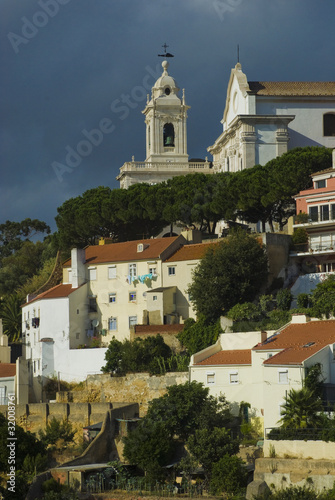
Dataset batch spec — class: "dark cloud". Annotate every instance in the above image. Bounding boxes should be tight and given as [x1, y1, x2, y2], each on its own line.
[1, 0, 335, 231]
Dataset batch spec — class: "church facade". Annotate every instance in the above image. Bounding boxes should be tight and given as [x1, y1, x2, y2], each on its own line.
[208, 63, 335, 173]
[117, 60, 335, 187]
[117, 60, 212, 189]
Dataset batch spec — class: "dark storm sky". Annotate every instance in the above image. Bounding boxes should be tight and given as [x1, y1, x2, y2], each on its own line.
[1, 0, 334, 232]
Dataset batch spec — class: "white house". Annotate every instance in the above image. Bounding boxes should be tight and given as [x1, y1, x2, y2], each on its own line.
[190, 315, 335, 433]
[208, 63, 335, 173]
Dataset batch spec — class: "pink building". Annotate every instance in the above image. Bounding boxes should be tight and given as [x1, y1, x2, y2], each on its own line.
[293, 150, 335, 272]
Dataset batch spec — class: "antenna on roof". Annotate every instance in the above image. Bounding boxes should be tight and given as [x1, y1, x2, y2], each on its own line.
[237, 44, 240, 63]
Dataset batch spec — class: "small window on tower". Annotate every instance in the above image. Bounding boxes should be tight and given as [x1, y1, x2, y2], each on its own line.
[164, 87, 171, 95]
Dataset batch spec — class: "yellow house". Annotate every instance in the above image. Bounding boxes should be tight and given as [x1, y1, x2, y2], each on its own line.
[62, 236, 187, 342]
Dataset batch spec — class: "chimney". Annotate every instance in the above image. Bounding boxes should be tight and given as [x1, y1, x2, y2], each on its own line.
[261, 331, 267, 343]
[71, 248, 86, 288]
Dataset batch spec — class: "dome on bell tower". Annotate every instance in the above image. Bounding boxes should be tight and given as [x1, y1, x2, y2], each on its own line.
[152, 60, 180, 99]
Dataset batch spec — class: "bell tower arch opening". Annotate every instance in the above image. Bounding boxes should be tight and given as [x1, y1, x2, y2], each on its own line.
[163, 123, 175, 147]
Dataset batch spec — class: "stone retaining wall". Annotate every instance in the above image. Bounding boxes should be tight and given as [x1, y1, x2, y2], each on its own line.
[57, 372, 189, 416]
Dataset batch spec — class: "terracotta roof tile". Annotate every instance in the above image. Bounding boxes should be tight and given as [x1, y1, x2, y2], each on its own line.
[248, 81, 335, 96]
[0, 363, 16, 377]
[256, 320, 335, 365]
[25, 284, 79, 305]
[195, 349, 251, 366]
[134, 324, 184, 335]
[64, 237, 180, 267]
[165, 242, 217, 262]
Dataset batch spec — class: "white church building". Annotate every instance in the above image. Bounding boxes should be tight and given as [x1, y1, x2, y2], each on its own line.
[117, 59, 335, 188]
[208, 62, 335, 173]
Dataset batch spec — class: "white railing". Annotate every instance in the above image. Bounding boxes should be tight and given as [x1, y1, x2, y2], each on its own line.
[119, 161, 212, 172]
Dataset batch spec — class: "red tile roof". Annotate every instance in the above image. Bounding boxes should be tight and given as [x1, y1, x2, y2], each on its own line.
[195, 349, 251, 366]
[256, 320, 335, 365]
[25, 284, 79, 305]
[64, 237, 180, 267]
[134, 324, 184, 335]
[248, 81, 335, 96]
[165, 242, 217, 262]
[0, 363, 16, 377]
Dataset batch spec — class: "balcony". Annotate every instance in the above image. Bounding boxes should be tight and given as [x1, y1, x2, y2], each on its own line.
[291, 243, 335, 257]
[118, 160, 212, 177]
[293, 211, 335, 229]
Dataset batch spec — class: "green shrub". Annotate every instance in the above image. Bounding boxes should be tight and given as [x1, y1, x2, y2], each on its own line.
[102, 334, 173, 375]
[227, 302, 261, 322]
[42, 478, 63, 493]
[297, 293, 310, 309]
[209, 454, 248, 496]
[292, 227, 308, 244]
[39, 417, 75, 448]
[295, 212, 309, 224]
[266, 309, 291, 329]
[276, 289, 293, 311]
[259, 294, 274, 314]
[177, 315, 221, 355]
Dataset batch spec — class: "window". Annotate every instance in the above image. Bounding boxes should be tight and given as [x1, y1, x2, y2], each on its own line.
[278, 369, 288, 384]
[108, 266, 117, 279]
[129, 316, 137, 328]
[109, 293, 116, 303]
[129, 291, 136, 302]
[207, 372, 215, 385]
[149, 267, 157, 276]
[324, 113, 335, 136]
[315, 179, 326, 189]
[320, 204, 330, 221]
[129, 263, 137, 281]
[168, 266, 176, 276]
[88, 268, 97, 281]
[309, 206, 318, 222]
[153, 295, 158, 301]
[109, 317, 117, 331]
[88, 297, 97, 313]
[76, 332, 80, 340]
[229, 371, 239, 384]
[137, 243, 144, 252]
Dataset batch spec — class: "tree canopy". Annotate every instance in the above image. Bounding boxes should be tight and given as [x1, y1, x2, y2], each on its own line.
[187, 230, 268, 322]
[122, 382, 236, 480]
[0, 218, 50, 261]
[177, 316, 222, 355]
[54, 146, 333, 251]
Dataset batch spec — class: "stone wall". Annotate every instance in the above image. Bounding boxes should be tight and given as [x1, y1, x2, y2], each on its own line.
[264, 439, 335, 460]
[254, 457, 335, 493]
[57, 372, 189, 416]
[0, 401, 132, 440]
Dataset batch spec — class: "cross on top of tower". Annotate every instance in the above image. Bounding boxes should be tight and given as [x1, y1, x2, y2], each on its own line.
[158, 43, 174, 58]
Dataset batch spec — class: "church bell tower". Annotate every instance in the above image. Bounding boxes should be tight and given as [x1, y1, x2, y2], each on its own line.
[143, 60, 190, 163]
